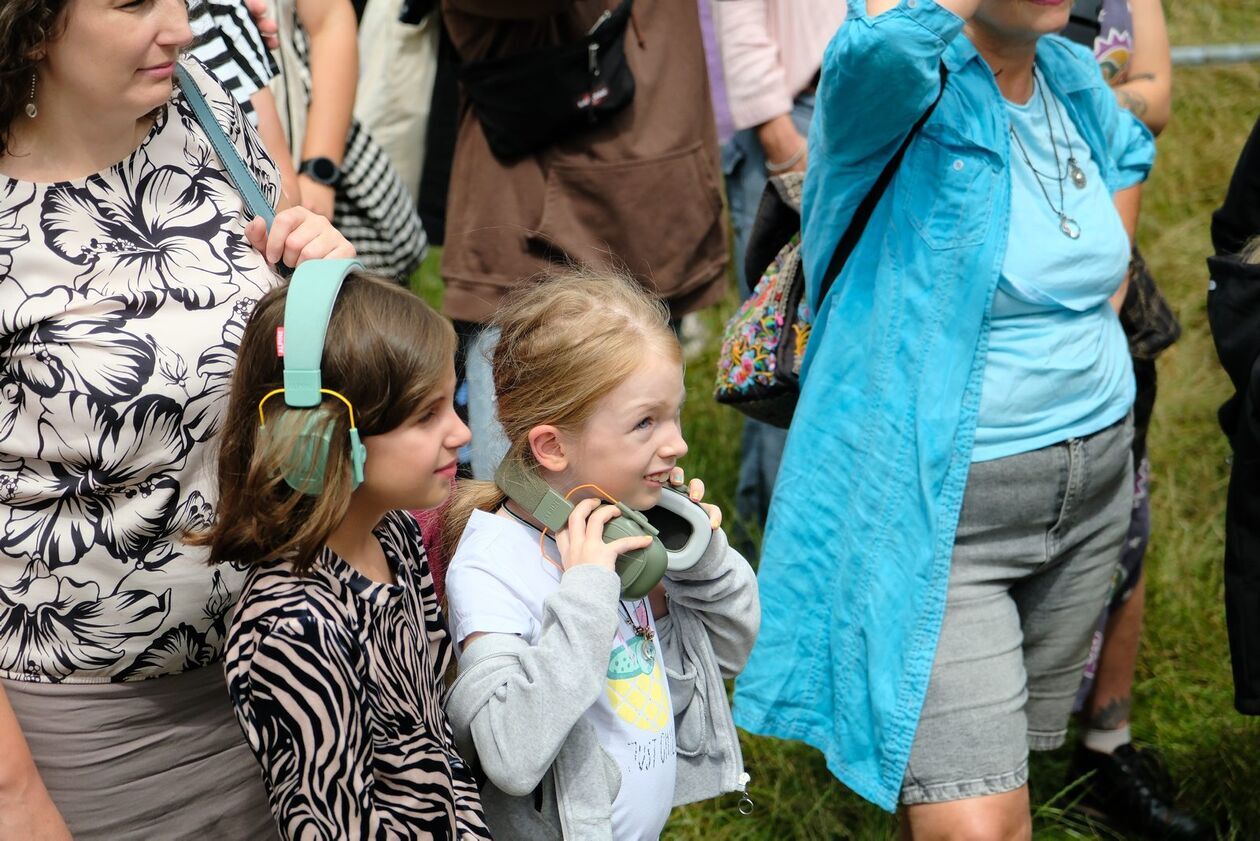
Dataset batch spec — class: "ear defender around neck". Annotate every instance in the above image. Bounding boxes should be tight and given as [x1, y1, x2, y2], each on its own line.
[257, 258, 368, 496]
[494, 459, 711, 599]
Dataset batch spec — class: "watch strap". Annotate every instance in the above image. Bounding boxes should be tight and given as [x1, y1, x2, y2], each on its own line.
[299, 157, 340, 185]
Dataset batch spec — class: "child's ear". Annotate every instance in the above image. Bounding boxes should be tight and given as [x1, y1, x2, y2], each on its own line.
[528, 425, 568, 473]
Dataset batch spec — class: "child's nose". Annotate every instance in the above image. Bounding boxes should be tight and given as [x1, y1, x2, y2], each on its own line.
[660, 422, 688, 460]
[448, 415, 471, 450]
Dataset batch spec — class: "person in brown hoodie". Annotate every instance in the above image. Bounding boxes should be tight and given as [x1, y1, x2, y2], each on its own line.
[440, 0, 729, 476]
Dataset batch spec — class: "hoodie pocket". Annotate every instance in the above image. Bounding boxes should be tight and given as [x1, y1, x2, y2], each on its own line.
[525, 142, 726, 298]
[666, 662, 710, 757]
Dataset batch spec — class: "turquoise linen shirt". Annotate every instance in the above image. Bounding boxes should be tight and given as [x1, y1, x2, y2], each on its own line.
[731, 0, 1154, 812]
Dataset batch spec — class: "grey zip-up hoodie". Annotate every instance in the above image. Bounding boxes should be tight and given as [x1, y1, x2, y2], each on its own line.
[445, 526, 759, 840]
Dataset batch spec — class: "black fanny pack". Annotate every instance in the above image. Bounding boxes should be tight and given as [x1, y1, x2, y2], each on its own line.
[457, 0, 635, 162]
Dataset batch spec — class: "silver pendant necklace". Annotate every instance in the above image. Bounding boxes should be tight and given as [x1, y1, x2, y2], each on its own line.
[1042, 71, 1088, 190]
[1009, 70, 1081, 240]
[1069, 158, 1087, 190]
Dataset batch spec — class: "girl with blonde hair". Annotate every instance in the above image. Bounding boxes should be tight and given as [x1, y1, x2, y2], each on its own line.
[442, 271, 759, 840]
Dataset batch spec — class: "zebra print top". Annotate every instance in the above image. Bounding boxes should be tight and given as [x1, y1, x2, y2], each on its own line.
[226, 511, 492, 839]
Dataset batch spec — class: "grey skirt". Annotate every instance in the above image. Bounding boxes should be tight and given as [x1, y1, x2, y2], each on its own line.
[4, 664, 277, 840]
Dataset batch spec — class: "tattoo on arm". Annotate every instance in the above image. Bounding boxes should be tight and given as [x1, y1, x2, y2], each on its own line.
[1116, 89, 1149, 119]
[1127, 72, 1157, 83]
[1089, 696, 1132, 730]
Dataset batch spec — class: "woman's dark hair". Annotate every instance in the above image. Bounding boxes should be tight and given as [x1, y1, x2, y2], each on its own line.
[189, 272, 457, 575]
[0, 0, 68, 158]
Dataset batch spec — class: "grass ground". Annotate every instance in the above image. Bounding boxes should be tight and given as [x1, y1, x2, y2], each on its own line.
[416, 2, 1259, 836]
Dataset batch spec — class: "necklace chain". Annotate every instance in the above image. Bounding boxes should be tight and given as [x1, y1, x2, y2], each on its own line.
[501, 503, 655, 644]
[619, 600, 655, 642]
[1008, 70, 1081, 239]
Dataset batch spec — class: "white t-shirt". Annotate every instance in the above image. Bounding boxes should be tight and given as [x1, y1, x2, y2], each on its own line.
[446, 509, 676, 841]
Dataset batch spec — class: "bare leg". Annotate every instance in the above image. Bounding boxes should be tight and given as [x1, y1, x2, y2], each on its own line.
[899, 787, 1032, 841]
[1085, 573, 1145, 730]
[0, 685, 71, 840]
[1072, 573, 1209, 838]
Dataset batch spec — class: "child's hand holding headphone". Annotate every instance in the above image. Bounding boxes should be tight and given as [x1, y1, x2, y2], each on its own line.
[555, 499, 655, 573]
[665, 468, 722, 530]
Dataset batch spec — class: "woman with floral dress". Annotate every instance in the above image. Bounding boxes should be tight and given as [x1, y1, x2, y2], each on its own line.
[0, 0, 352, 837]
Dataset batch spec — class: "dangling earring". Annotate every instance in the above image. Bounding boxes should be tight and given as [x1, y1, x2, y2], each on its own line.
[24, 73, 37, 119]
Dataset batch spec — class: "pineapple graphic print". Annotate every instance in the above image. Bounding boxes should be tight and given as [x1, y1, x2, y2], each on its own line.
[606, 602, 670, 731]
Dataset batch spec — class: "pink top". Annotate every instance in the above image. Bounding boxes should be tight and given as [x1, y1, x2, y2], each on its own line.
[713, 0, 847, 132]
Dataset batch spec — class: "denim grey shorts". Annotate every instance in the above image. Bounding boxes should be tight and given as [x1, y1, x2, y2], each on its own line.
[900, 414, 1134, 806]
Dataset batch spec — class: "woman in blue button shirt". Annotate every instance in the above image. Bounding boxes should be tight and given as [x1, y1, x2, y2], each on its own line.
[732, 0, 1155, 836]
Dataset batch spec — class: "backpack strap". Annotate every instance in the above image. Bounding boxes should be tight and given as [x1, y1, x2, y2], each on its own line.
[175, 63, 275, 231]
[816, 63, 949, 305]
[743, 172, 806, 294]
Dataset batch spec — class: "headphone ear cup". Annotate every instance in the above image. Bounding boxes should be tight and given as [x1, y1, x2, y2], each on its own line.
[348, 428, 367, 490]
[602, 516, 668, 600]
[280, 410, 338, 496]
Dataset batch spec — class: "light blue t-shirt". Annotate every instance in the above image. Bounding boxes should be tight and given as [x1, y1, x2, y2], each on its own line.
[972, 74, 1135, 462]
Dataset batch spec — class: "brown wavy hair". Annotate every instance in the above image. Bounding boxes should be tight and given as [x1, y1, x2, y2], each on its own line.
[441, 269, 680, 560]
[0, 0, 68, 158]
[190, 272, 456, 575]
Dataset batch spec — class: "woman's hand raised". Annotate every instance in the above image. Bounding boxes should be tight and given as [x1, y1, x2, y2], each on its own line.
[245, 206, 355, 269]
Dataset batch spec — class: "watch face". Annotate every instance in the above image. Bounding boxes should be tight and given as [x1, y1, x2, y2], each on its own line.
[306, 157, 338, 184]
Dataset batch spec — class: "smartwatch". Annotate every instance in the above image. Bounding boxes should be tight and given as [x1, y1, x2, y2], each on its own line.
[298, 156, 341, 186]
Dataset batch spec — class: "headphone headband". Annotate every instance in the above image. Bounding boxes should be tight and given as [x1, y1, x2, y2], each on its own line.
[258, 387, 358, 429]
[282, 258, 364, 407]
[256, 258, 368, 495]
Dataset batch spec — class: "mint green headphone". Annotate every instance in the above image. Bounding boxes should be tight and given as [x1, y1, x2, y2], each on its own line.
[257, 258, 368, 495]
[494, 459, 713, 599]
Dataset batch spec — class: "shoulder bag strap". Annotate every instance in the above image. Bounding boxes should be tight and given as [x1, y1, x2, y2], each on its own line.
[817, 63, 950, 304]
[174, 63, 276, 231]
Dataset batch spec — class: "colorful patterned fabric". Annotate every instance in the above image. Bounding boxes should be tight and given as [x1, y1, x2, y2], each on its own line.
[1093, 0, 1134, 83]
[714, 233, 813, 425]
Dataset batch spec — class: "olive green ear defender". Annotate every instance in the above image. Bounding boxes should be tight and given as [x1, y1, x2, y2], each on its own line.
[494, 459, 668, 599]
[257, 258, 368, 496]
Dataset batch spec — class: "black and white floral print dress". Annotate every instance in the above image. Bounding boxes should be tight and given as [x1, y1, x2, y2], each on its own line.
[0, 57, 280, 685]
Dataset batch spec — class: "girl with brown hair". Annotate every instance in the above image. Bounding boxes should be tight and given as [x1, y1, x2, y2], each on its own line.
[200, 270, 490, 839]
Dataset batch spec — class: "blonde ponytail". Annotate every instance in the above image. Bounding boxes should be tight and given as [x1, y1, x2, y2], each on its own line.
[442, 479, 508, 562]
